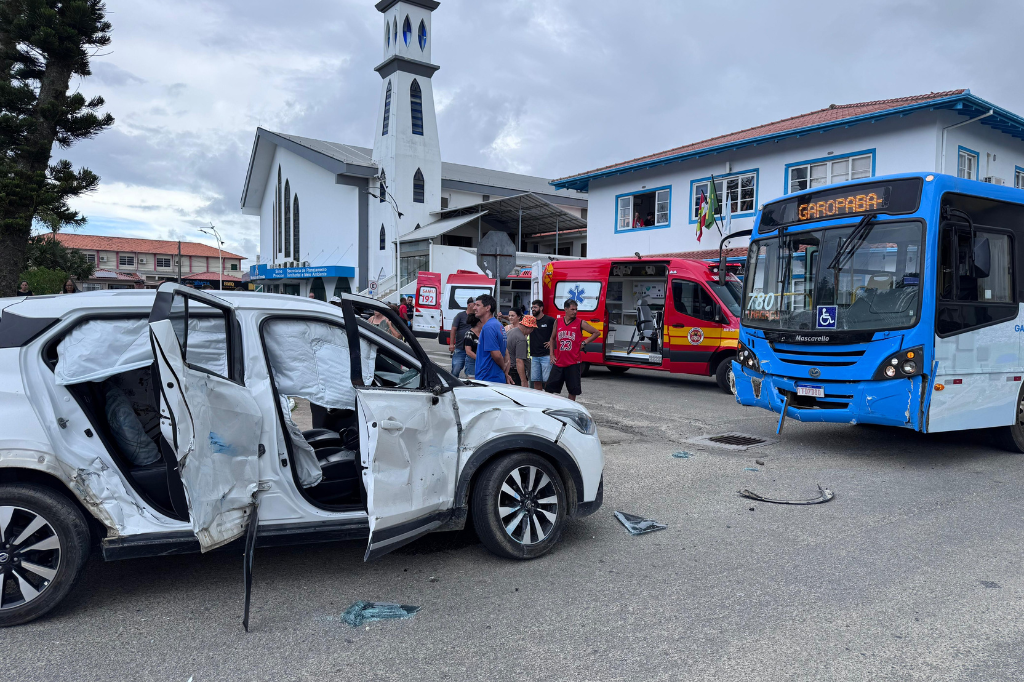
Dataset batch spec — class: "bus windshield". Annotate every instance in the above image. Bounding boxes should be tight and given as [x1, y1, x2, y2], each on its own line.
[742, 220, 923, 332]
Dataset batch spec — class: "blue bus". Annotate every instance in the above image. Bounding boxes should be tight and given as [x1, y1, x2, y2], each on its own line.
[727, 172, 1024, 449]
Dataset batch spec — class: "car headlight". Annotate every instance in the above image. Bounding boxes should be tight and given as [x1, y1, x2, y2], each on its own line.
[873, 346, 923, 380]
[737, 341, 761, 373]
[545, 408, 597, 435]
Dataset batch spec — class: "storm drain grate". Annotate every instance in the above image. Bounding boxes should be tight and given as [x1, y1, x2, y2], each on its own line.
[685, 432, 774, 451]
[708, 434, 766, 447]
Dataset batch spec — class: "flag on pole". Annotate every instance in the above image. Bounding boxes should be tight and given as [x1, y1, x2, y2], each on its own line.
[696, 176, 720, 243]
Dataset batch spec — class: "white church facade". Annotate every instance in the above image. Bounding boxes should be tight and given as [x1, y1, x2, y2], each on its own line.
[240, 0, 587, 299]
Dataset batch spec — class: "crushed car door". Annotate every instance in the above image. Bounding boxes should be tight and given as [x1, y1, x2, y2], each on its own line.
[148, 283, 263, 551]
[347, 308, 459, 561]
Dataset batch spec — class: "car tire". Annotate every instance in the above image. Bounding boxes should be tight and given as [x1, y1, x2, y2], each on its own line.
[715, 357, 736, 395]
[0, 484, 91, 627]
[607, 365, 629, 375]
[994, 385, 1024, 452]
[471, 452, 567, 560]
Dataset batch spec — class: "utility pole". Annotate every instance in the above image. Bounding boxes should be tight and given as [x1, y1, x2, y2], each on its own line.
[199, 224, 223, 290]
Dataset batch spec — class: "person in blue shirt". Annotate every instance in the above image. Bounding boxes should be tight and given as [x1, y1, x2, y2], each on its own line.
[473, 294, 510, 383]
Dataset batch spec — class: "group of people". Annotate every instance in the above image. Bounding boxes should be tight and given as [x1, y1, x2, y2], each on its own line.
[18, 279, 78, 296]
[448, 296, 597, 401]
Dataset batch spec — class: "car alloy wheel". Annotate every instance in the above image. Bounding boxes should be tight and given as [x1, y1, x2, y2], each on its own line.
[498, 465, 559, 546]
[0, 506, 61, 610]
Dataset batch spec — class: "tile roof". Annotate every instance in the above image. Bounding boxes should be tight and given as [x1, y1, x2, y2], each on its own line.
[91, 269, 144, 281]
[57, 233, 245, 259]
[651, 247, 750, 261]
[182, 271, 243, 282]
[555, 90, 968, 184]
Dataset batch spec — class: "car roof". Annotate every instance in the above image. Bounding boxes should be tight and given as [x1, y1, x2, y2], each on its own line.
[0, 289, 377, 319]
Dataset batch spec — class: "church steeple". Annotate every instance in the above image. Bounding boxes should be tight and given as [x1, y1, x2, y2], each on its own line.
[370, 0, 442, 286]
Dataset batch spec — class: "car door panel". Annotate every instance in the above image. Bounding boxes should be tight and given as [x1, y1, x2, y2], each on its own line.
[150, 311, 262, 552]
[358, 389, 458, 561]
[665, 279, 720, 375]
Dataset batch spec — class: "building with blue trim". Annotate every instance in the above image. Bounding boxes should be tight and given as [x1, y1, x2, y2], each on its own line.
[552, 89, 1024, 259]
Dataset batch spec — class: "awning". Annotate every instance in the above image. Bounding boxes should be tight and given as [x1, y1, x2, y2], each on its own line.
[428, 193, 586, 237]
[398, 211, 487, 243]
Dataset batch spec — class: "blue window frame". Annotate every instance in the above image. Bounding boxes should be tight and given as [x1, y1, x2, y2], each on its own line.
[614, 185, 671, 234]
[957, 145, 979, 180]
[418, 20, 427, 50]
[410, 79, 423, 136]
[403, 16, 412, 46]
[689, 169, 759, 224]
[784, 149, 874, 194]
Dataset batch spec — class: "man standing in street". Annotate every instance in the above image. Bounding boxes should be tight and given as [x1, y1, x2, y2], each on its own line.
[473, 294, 510, 384]
[448, 297, 475, 378]
[529, 299, 554, 390]
[545, 299, 598, 401]
[506, 314, 536, 387]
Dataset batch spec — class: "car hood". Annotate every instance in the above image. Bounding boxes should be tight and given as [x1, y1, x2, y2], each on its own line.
[484, 383, 592, 413]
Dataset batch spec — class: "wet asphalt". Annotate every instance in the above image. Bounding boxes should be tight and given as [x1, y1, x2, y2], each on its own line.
[6, 349, 1024, 681]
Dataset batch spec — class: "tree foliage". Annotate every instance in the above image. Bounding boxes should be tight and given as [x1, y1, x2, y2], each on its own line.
[0, 0, 113, 295]
[25, 232, 92, 278]
[20, 264, 67, 293]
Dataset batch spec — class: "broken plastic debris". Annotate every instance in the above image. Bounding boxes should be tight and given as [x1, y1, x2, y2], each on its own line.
[672, 451, 694, 459]
[341, 601, 420, 627]
[738, 484, 835, 505]
[614, 511, 667, 535]
[743, 467, 759, 472]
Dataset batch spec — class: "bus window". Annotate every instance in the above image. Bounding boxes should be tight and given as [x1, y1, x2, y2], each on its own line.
[937, 226, 1014, 335]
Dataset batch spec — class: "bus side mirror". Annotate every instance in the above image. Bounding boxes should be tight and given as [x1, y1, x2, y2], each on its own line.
[973, 236, 991, 279]
[718, 256, 727, 286]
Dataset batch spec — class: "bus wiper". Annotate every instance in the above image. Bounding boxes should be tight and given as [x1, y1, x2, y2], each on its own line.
[827, 213, 876, 273]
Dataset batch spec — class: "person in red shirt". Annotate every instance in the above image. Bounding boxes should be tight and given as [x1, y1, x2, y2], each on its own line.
[544, 299, 598, 401]
[398, 298, 409, 327]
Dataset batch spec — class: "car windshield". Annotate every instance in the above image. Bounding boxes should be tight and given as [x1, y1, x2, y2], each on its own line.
[708, 280, 743, 317]
[742, 220, 923, 332]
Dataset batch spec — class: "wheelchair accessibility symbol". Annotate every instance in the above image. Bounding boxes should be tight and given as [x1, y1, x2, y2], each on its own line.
[816, 305, 837, 329]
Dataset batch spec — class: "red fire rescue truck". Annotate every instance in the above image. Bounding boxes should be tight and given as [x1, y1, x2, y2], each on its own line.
[541, 257, 743, 393]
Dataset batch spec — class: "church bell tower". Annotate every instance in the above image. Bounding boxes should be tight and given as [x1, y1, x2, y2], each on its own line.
[370, 0, 442, 286]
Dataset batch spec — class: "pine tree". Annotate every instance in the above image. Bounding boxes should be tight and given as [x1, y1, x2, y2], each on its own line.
[0, 0, 113, 295]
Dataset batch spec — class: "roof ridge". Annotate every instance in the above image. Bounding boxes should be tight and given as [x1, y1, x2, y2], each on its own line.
[555, 89, 969, 183]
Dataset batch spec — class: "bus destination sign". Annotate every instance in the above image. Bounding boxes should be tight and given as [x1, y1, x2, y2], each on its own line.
[759, 177, 923, 230]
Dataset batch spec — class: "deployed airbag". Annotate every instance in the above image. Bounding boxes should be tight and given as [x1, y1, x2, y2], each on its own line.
[56, 317, 228, 385]
[278, 394, 323, 488]
[263, 319, 376, 410]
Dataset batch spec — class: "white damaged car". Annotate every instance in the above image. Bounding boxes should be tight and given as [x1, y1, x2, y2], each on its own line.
[0, 284, 603, 626]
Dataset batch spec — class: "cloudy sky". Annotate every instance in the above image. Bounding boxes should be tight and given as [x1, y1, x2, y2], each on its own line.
[61, 0, 1024, 263]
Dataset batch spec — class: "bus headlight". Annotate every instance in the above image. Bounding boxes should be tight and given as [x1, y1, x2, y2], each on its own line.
[737, 341, 761, 373]
[874, 347, 923, 380]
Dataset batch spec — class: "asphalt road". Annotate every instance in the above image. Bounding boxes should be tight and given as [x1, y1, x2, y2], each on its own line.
[8, 350, 1024, 681]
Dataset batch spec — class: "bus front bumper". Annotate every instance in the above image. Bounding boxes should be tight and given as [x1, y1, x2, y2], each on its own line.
[733, 362, 923, 430]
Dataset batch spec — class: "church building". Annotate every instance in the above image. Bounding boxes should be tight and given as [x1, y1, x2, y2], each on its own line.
[240, 0, 588, 299]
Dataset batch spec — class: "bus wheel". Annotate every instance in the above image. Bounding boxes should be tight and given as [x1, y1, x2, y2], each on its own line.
[995, 387, 1024, 452]
[715, 358, 736, 395]
[607, 365, 629, 375]
[580, 362, 591, 377]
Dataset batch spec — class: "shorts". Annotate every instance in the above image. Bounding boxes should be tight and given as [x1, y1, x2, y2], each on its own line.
[545, 363, 582, 397]
[531, 355, 551, 382]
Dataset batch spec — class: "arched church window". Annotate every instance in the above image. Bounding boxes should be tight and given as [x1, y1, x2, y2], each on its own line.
[380, 224, 386, 250]
[382, 81, 391, 136]
[418, 20, 427, 50]
[402, 16, 411, 46]
[284, 179, 292, 258]
[277, 166, 283, 255]
[385, 22, 390, 48]
[413, 169, 424, 204]
[410, 79, 423, 136]
[293, 195, 300, 260]
[379, 170, 387, 203]
[393, 18, 397, 45]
